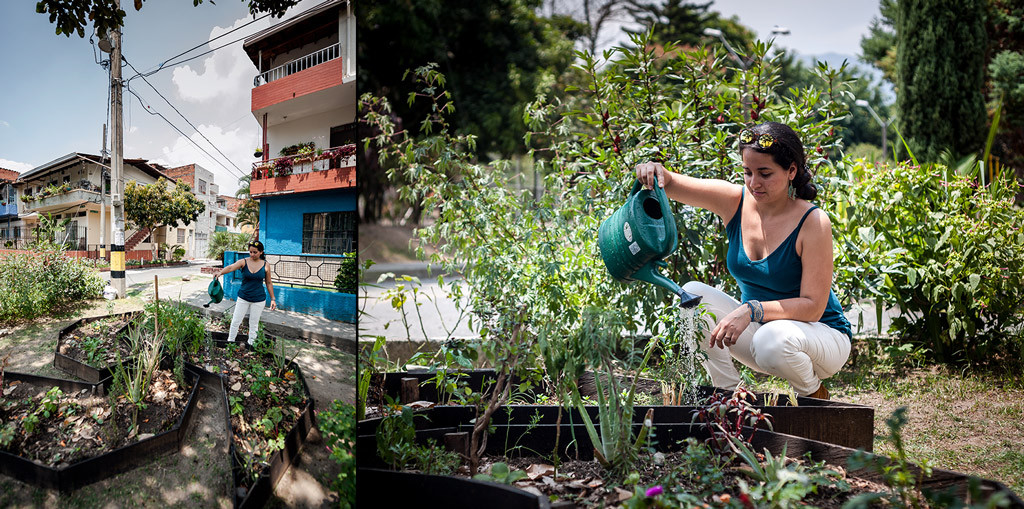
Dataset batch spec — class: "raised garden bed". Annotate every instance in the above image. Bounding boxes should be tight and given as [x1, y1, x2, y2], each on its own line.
[357, 413, 1024, 508]
[53, 312, 140, 382]
[0, 366, 201, 492]
[366, 370, 874, 451]
[186, 336, 316, 508]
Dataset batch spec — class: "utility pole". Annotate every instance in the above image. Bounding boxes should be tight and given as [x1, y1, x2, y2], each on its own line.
[100, 124, 107, 260]
[109, 1, 126, 299]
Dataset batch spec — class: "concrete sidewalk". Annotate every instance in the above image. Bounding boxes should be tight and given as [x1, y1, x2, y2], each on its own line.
[121, 261, 356, 354]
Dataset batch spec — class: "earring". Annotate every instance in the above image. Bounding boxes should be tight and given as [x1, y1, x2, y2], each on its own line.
[787, 181, 796, 200]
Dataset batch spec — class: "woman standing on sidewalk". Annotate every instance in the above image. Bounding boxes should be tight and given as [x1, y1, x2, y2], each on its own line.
[214, 240, 277, 346]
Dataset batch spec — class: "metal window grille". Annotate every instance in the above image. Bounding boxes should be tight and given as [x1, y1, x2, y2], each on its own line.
[264, 253, 348, 289]
[302, 211, 356, 255]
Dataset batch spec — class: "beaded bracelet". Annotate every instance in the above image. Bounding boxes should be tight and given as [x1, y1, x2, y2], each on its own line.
[746, 300, 764, 323]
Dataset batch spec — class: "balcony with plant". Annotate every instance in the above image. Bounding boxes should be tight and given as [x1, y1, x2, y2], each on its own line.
[19, 180, 103, 212]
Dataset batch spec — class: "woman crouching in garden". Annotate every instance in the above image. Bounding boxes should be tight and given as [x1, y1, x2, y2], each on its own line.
[214, 240, 277, 346]
[635, 122, 851, 399]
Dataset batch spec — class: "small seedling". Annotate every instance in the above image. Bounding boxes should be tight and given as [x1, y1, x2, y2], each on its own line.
[473, 462, 528, 485]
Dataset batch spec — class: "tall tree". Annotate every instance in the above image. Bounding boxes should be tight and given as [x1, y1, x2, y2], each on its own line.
[859, 0, 898, 86]
[357, 0, 581, 223]
[896, 0, 987, 162]
[124, 178, 205, 260]
[234, 175, 260, 237]
[358, 0, 579, 158]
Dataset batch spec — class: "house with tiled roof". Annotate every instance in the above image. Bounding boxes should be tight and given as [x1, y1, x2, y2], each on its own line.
[13, 153, 189, 259]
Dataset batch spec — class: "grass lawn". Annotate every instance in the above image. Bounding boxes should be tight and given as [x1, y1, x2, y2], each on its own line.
[745, 335, 1024, 495]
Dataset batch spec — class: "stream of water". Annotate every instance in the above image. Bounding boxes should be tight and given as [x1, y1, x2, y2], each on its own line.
[671, 305, 703, 405]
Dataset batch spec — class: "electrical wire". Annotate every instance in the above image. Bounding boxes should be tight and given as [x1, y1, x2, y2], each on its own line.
[123, 84, 247, 181]
[126, 13, 271, 83]
[123, 57, 248, 180]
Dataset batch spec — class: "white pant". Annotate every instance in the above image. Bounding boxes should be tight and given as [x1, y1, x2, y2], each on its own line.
[683, 281, 851, 396]
[228, 297, 266, 344]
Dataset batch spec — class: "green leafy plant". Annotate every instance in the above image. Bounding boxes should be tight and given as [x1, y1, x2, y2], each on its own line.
[335, 252, 357, 293]
[256, 407, 284, 436]
[728, 436, 847, 507]
[375, 404, 419, 470]
[320, 399, 356, 509]
[473, 462, 528, 485]
[37, 386, 62, 419]
[229, 395, 244, 416]
[111, 324, 163, 433]
[80, 336, 106, 366]
[22, 413, 40, 435]
[0, 421, 15, 447]
[833, 160, 1024, 367]
[570, 308, 657, 480]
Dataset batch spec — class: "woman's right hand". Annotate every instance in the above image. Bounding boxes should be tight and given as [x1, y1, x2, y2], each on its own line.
[635, 162, 672, 190]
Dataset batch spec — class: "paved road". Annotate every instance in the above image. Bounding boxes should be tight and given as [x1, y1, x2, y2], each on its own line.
[359, 271, 476, 342]
[360, 263, 900, 344]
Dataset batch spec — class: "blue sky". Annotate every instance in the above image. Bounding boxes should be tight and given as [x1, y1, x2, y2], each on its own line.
[0, 0, 323, 196]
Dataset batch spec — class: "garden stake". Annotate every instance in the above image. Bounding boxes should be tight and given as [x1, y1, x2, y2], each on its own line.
[598, 175, 702, 308]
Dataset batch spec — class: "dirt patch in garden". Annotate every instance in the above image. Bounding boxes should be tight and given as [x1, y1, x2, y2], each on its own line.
[485, 453, 891, 508]
[2, 368, 190, 468]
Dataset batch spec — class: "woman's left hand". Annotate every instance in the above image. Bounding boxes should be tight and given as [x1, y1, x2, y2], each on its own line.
[709, 307, 752, 349]
[270, 301, 277, 311]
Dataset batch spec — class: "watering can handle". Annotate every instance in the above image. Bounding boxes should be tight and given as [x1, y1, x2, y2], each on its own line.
[630, 175, 678, 252]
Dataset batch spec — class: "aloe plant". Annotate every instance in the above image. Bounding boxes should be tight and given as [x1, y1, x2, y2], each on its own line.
[112, 324, 162, 433]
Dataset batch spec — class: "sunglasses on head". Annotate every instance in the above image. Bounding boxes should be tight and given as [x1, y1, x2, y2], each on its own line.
[739, 129, 776, 149]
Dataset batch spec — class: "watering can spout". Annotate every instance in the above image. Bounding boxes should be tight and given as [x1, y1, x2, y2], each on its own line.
[632, 262, 703, 309]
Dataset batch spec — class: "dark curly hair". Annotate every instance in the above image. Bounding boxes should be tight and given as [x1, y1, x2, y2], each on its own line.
[738, 122, 816, 200]
[248, 240, 266, 260]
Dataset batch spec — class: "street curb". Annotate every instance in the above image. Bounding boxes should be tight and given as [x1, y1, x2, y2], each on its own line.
[361, 262, 463, 283]
[183, 303, 357, 355]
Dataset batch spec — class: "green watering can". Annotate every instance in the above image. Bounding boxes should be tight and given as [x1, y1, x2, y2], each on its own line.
[205, 278, 224, 308]
[598, 176, 702, 308]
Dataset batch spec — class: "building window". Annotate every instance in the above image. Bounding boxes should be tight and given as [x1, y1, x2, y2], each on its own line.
[177, 228, 185, 244]
[302, 211, 356, 255]
[198, 179, 207, 195]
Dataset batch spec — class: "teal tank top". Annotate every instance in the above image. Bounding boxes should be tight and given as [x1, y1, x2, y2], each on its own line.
[725, 190, 852, 338]
[238, 261, 267, 303]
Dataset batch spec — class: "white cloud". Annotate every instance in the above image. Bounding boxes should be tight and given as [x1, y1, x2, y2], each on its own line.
[0, 120, 9, 128]
[170, 0, 327, 104]
[155, 123, 259, 195]
[171, 16, 257, 104]
[0, 158, 36, 172]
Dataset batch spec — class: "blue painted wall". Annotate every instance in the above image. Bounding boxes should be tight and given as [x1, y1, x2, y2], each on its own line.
[258, 189, 356, 256]
[222, 251, 356, 323]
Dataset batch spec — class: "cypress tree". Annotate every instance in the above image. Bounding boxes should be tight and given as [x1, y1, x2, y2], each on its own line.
[896, 0, 987, 162]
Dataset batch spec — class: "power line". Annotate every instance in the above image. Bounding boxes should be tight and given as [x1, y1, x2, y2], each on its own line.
[123, 56, 249, 180]
[123, 84, 247, 182]
[126, 13, 271, 83]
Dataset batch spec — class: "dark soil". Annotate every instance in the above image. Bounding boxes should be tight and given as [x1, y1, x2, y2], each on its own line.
[482, 452, 890, 508]
[0, 368, 191, 467]
[205, 316, 249, 336]
[193, 342, 309, 490]
[56, 314, 136, 369]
